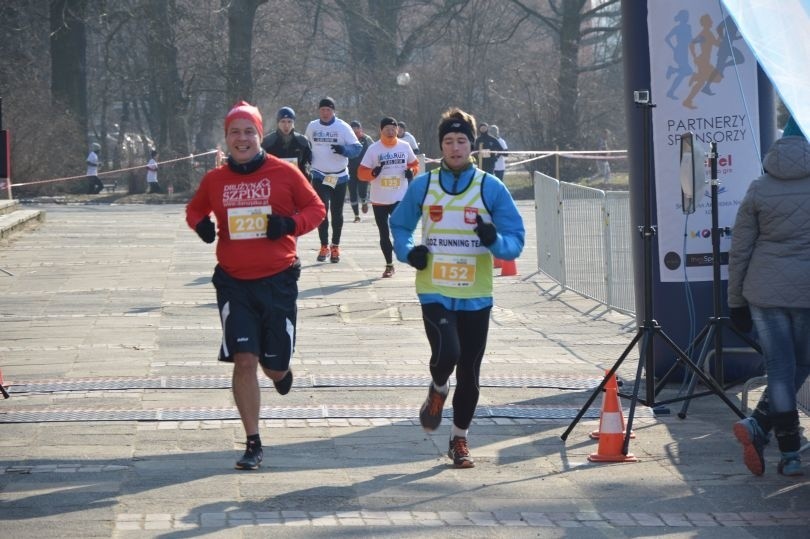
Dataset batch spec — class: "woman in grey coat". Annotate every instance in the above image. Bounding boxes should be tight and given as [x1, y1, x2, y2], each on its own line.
[727, 117, 810, 477]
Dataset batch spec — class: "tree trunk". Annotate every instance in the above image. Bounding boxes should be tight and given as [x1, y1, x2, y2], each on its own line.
[50, 0, 88, 137]
[145, 0, 191, 191]
[226, 0, 268, 104]
[554, 0, 585, 154]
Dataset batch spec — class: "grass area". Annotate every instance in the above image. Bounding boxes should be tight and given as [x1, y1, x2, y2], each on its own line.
[503, 170, 630, 200]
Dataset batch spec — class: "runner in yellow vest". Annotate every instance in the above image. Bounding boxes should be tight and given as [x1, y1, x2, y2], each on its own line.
[391, 107, 525, 468]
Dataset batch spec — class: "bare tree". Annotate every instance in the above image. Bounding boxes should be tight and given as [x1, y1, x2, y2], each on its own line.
[140, 0, 193, 190]
[509, 0, 621, 156]
[1, 0, 629, 194]
[50, 0, 89, 136]
[226, 0, 269, 104]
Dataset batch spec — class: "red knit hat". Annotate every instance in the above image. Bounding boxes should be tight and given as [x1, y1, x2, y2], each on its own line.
[225, 101, 263, 137]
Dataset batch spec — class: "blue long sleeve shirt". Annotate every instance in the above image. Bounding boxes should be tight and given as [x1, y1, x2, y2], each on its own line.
[390, 162, 525, 310]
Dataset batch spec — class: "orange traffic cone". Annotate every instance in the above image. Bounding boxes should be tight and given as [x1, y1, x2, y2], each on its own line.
[588, 372, 637, 463]
[499, 258, 517, 276]
[493, 257, 503, 269]
[590, 372, 634, 440]
[0, 367, 9, 399]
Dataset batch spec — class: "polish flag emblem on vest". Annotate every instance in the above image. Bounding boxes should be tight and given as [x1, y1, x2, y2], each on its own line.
[464, 207, 478, 224]
[429, 205, 443, 222]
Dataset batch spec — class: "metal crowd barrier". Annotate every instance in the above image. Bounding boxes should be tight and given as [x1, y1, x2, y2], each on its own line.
[530, 172, 810, 414]
[532, 172, 635, 317]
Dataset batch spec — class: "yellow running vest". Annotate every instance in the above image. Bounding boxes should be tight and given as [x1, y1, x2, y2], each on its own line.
[416, 169, 493, 298]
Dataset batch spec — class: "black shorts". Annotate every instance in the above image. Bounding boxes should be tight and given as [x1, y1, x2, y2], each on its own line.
[212, 263, 299, 371]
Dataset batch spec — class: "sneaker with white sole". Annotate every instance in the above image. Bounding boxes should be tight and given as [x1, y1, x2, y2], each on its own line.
[448, 436, 475, 468]
[419, 384, 447, 432]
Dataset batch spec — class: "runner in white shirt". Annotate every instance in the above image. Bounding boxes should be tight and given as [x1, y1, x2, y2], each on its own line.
[358, 117, 419, 278]
[304, 97, 362, 263]
[397, 121, 420, 153]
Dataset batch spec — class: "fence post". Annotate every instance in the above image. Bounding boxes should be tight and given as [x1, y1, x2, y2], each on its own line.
[555, 145, 560, 179]
[602, 197, 613, 311]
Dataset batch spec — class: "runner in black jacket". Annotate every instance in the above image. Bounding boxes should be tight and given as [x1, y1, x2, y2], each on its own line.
[261, 106, 312, 181]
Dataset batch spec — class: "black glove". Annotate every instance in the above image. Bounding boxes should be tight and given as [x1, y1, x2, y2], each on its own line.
[474, 214, 497, 247]
[331, 144, 345, 155]
[404, 169, 414, 181]
[407, 245, 429, 270]
[371, 165, 382, 177]
[286, 257, 302, 281]
[195, 216, 216, 244]
[729, 306, 753, 333]
[266, 214, 296, 240]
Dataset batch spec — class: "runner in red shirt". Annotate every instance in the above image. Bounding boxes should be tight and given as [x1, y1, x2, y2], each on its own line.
[186, 101, 325, 470]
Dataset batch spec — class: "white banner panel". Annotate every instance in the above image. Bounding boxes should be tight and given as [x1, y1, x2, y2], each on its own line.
[648, 0, 760, 282]
[722, 0, 810, 138]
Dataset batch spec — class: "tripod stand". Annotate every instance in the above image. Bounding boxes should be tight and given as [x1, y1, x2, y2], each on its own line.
[673, 142, 761, 418]
[561, 92, 744, 454]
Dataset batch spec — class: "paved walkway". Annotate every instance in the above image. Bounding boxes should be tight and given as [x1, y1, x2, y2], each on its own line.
[0, 201, 808, 538]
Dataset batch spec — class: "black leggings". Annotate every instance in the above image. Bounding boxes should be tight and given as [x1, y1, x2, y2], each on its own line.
[421, 303, 491, 430]
[372, 202, 398, 265]
[316, 181, 348, 246]
[348, 176, 368, 213]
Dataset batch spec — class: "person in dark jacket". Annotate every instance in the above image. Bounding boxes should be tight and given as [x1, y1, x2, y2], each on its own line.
[261, 106, 312, 180]
[473, 123, 503, 175]
[348, 120, 373, 222]
[728, 116, 810, 478]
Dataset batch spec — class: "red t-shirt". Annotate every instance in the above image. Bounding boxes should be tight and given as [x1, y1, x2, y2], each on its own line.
[186, 154, 325, 279]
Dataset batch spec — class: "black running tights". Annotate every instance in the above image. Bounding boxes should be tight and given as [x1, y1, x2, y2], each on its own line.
[421, 303, 491, 430]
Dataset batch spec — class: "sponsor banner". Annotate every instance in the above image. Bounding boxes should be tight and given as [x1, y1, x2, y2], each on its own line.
[648, 0, 760, 282]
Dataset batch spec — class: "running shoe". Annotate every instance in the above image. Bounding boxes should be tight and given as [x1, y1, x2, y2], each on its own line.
[273, 370, 293, 395]
[353, 215, 361, 223]
[361, 202, 369, 214]
[382, 265, 395, 278]
[419, 384, 447, 432]
[317, 245, 329, 262]
[330, 245, 340, 263]
[733, 417, 767, 476]
[448, 436, 475, 468]
[235, 440, 263, 470]
[778, 452, 803, 476]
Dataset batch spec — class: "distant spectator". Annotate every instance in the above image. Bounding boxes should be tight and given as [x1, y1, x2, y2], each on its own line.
[86, 143, 104, 194]
[397, 121, 420, 153]
[473, 123, 501, 175]
[146, 150, 161, 193]
[490, 125, 508, 181]
[594, 128, 612, 183]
